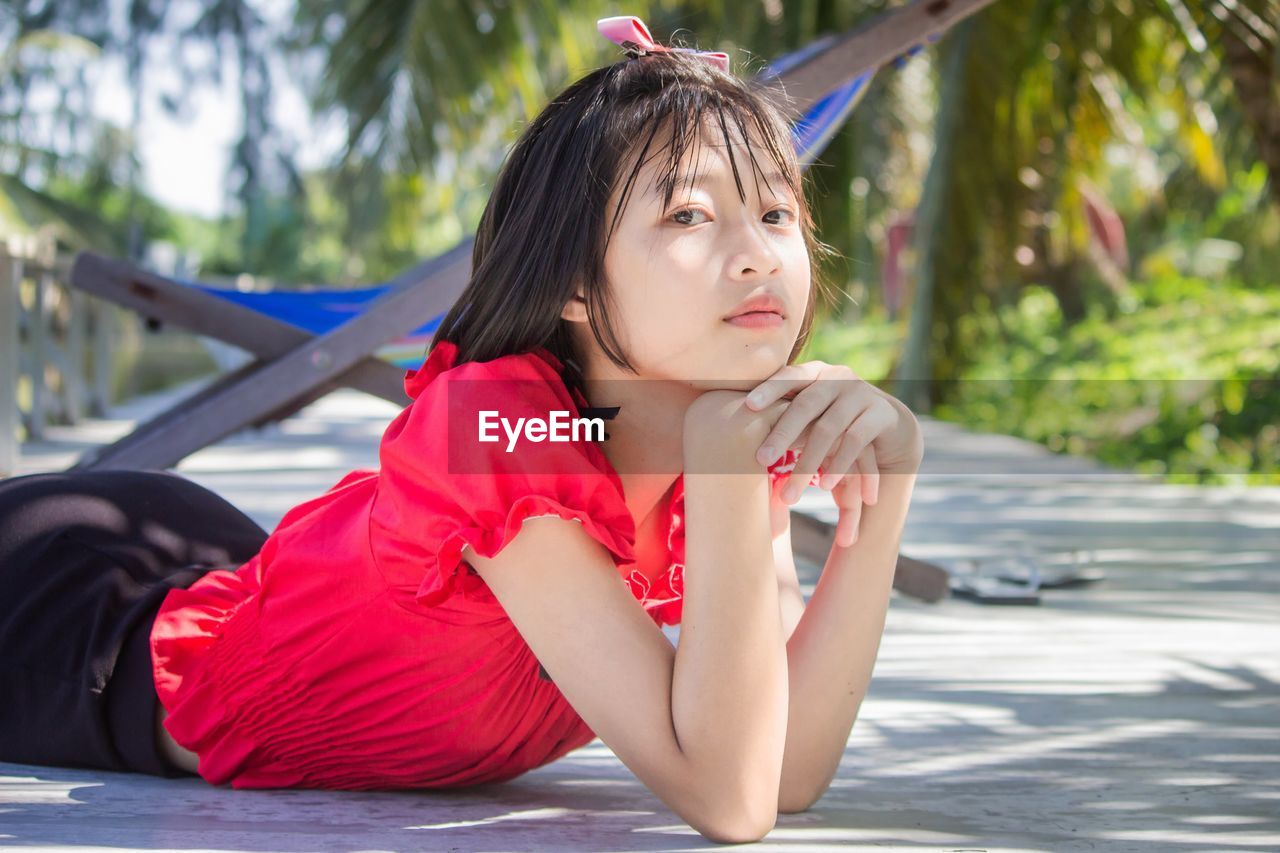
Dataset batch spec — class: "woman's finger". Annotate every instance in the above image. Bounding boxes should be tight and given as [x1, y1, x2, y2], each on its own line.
[857, 443, 880, 505]
[779, 400, 857, 502]
[834, 471, 864, 547]
[817, 443, 841, 491]
[769, 380, 872, 474]
[745, 362, 824, 410]
[801, 401, 879, 494]
[756, 381, 840, 468]
[819, 425, 862, 491]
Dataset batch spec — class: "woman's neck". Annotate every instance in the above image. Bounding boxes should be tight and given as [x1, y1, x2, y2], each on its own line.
[578, 366, 699, 527]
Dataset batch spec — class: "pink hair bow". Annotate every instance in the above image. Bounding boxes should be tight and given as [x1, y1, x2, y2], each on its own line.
[597, 15, 730, 73]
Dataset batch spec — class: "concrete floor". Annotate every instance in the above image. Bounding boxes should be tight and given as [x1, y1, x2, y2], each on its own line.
[2, 383, 1278, 851]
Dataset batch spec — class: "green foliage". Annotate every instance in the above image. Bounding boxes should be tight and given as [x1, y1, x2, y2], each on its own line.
[929, 276, 1280, 485]
[800, 308, 902, 385]
[895, 0, 1280, 404]
[182, 166, 484, 286]
[810, 273, 1279, 485]
[44, 147, 178, 249]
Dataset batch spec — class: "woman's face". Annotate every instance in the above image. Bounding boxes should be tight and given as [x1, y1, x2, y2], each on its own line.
[587, 120, 811, 391]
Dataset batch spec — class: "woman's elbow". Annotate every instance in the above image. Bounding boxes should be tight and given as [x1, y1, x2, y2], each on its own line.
[693, 808, 778, 845]
[687, 788, 779, 844]
[680, 757, 783, 841]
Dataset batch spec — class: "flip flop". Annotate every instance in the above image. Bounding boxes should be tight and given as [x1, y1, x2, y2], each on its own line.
[992, 550, 1107, 589]
[995, 565, 1107, 589]
[949, 574, 1042, 605]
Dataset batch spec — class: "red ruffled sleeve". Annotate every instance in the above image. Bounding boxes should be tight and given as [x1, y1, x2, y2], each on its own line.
[371, 341, 637, 609]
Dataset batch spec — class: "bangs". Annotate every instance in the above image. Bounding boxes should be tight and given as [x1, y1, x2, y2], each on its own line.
[604, 69, 805, 243]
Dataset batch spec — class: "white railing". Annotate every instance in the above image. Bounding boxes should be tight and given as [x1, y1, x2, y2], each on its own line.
[1, 238, 116, 475]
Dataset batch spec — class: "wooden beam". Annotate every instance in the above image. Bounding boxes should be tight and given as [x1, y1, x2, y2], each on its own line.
[762, 0, 1001, 113]
[71, 238, 472, 470]
[789, 509, 950, 602]
[69, 252, 412, 407]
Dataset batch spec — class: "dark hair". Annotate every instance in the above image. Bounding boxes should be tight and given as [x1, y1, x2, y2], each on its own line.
[430, 46, 837, 403]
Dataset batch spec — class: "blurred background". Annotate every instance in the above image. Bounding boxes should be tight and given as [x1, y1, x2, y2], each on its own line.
[1, 0, 1276, 484]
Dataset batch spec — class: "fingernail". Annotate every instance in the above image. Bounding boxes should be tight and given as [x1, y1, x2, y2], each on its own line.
[757, 445, 776, 465]
[748, 392, 765, 406]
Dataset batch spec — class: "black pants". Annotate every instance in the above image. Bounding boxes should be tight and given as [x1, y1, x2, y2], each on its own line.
[0, 469, 268, 776]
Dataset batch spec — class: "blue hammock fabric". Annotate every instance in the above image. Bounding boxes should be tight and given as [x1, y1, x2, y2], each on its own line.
[195, 286, 440, 337]
[190, 39, 891, 369]
[190, 284, 441, 368]
[764, 33, 876, 168]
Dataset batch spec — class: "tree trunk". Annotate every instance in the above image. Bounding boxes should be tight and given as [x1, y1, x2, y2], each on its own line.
[1221, 20, 1280, 207]
[893, 17, 975, 414]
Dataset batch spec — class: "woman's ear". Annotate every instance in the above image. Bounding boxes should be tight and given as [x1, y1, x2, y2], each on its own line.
[560, 286, 589, 323]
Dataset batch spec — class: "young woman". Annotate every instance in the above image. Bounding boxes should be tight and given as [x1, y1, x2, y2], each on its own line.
[0, 18, 922, 845]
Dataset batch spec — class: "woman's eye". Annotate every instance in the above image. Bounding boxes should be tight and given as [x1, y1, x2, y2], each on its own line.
[672, 208, 709, 226]
[765, 208, 796, 226]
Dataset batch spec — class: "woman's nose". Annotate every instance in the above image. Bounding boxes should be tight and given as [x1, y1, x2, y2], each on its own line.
[728, 222, 782, 278]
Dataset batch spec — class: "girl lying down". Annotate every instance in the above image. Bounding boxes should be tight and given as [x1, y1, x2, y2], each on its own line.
[0, 15, 922, 846]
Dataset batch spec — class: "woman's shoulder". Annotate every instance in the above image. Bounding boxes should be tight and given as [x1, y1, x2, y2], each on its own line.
[378, 342, 617, 510]
[388, 340, 604, 474]
[373, 342, 634, 610]
[403, 339, 573, 405]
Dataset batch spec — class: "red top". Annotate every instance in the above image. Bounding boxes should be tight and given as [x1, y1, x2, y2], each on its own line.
[150, 340, 813, 790]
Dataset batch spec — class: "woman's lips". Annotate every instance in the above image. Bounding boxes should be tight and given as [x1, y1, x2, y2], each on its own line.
[724, 311, 784, 329]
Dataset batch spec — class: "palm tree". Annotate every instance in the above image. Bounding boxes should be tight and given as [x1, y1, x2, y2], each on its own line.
[894, 0, 1278, 412]
[0, 17, 124, 250]
[0, 0, 296, 267]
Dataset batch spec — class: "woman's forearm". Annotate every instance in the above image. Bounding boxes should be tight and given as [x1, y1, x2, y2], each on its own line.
[673, 470, 790, 827]
[778, 470, 917, 811]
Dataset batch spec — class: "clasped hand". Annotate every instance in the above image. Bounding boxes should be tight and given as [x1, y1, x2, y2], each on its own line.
[744, 360, 923, 547]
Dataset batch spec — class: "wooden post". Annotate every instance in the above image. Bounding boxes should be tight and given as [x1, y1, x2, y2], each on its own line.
[89, 297, 112, 417]
[0, 249, 18, 476]
[27, 265, 47, 441]
[892, 16, 975, 415]
[788, 510, 950, 603]
[65, 284, 86, 424]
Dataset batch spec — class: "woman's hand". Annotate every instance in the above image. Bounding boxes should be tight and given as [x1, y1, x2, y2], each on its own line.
[744, 361, 923, 547]
[683, 389, 790, 475]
